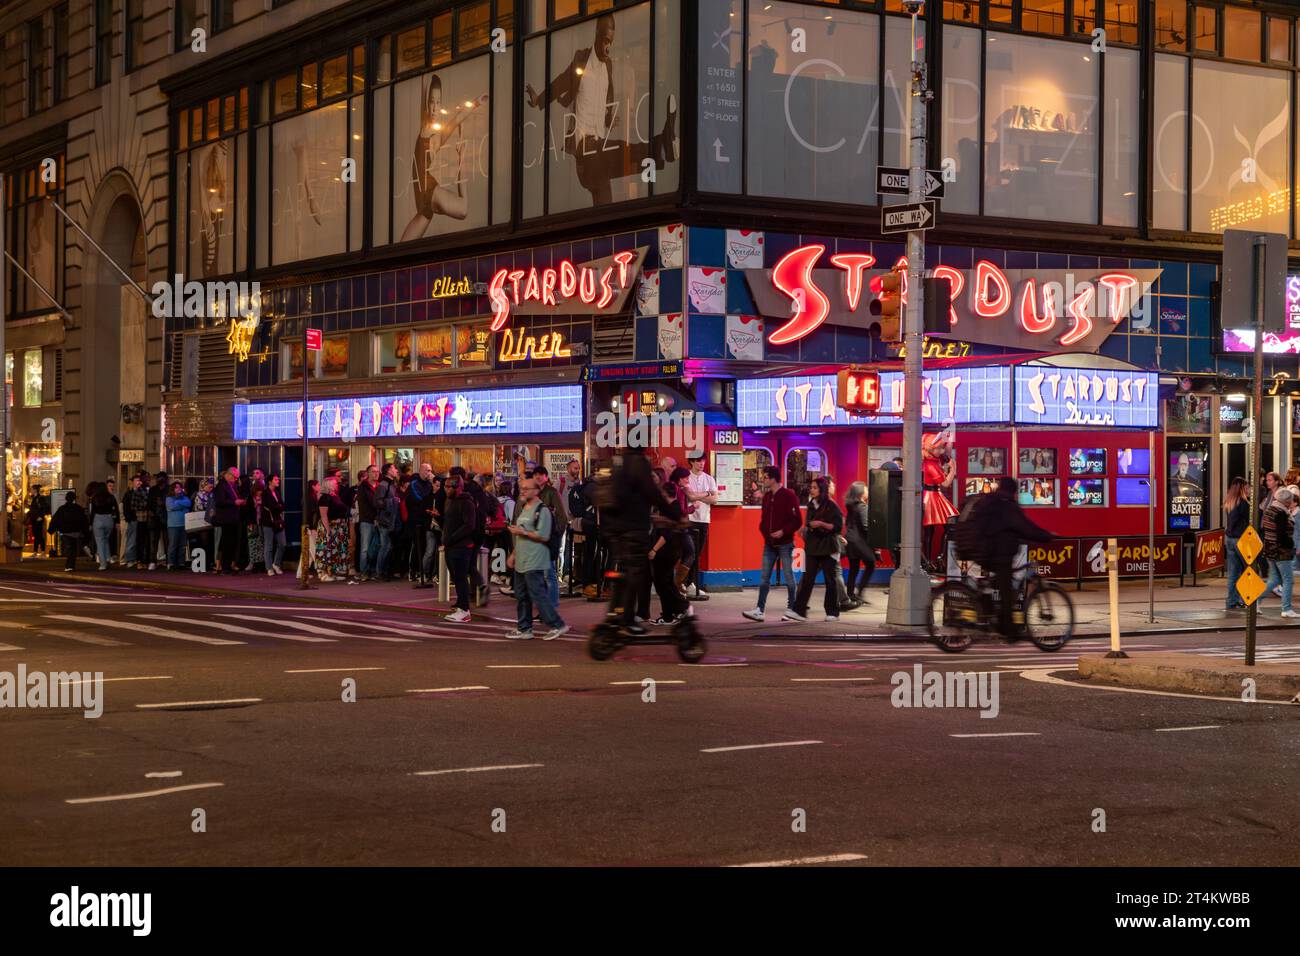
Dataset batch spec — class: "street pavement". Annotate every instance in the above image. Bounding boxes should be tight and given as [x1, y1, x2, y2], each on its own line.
[1, 574, 1297, 866]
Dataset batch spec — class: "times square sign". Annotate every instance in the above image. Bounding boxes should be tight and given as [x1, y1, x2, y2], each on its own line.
[745, 245, 1162, 353]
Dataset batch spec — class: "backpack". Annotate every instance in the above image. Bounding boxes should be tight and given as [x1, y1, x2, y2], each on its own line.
[547, 503, 565, 559]
[953, 494, 991, 562]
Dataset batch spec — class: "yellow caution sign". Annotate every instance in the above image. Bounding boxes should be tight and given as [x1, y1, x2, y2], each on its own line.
[1236, 566, 1267, 606]
[1236, 526, 1263, 566]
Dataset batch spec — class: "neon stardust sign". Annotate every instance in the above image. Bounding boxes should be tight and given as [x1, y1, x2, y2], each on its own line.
[488, 251, 637, 331]
[765, 244, 1141, 348]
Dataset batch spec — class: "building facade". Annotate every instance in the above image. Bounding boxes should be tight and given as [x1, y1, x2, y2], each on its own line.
[3, 0, 1300, 576]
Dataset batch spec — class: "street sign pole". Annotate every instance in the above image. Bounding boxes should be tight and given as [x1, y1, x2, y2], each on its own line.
[1246, 236, 1267, 665]
[887, 6, 932, 628]
[299, 324, 315, 590]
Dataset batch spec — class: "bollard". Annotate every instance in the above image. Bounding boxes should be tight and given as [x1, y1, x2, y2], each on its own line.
[476, 547, 490, 607]
[1105, 537, 1128, 659]
[438, 548, 450, 603]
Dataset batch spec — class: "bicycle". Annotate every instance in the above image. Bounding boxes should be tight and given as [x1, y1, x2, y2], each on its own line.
[926, 568, 1075, 653]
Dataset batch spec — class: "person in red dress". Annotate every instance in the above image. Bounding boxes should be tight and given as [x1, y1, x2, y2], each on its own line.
[922, 432, 958, 562]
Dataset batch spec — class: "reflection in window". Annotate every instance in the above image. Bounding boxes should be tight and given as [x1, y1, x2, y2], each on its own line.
[1194, 5, 1218, 53]
[1268, 18, 1291, 64]
[1102, 49, 1138, 228]
[23, 350, 42, 407]
[1152, 54, 1187, 231]
[1103, 1, 1139, 46]
[941, 25, 980, 215]
[1224, 7, 1261, 62]
[742, 447, 773, 506]
[983, 33, 1097, 224]
[785, 448, 826, 507]
[1155, 0, 1187, 50]
[456, 325, 491, 367]
[942, 0, 977, 23]
[987, 0, 1012, 25]
[284, 334, 350, 380]
[1022, 0, 1065, 35]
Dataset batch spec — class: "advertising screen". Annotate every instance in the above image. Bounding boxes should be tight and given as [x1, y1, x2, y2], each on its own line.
[1018, 478, 1057, 507]
[1067, 477, 1107, 506]
[967, 447, 1006, 475]
[1116, 477, 1151, 506]
[1068, 448, 1107, 475]
[1018, 448, 1056, 475]
[1116, 447, 1150, 475]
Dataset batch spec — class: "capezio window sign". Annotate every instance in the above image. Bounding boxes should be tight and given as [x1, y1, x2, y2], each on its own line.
[743, 247, 1160, 353]
[736, 366, 1159, 429]
[234, 384, 584, 441]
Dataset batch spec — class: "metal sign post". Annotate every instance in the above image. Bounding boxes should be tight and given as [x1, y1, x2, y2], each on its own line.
[885, 4, 934, 628]
[1246, 236, 1267, 666]
[299, 325, 318, 590]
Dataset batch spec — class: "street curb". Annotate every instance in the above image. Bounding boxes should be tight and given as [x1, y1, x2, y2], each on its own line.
[1078, 652, 1300, 701]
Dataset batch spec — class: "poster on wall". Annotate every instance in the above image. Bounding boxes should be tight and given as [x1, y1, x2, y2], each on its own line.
[271, 105, 350, 265]
[391, 57, 491, 244]
[543, 449, 582, 482]
[1167, 440, 1208, 532]
[189, 140, 235, 278]
[657, 313, 683, 359]
[725, 314, 764, 360]
[525, 3, 679, 214]
[712, 451, 744, 506]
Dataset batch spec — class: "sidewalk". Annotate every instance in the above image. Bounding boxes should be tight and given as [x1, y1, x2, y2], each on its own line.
[0, 555, 1289, 639]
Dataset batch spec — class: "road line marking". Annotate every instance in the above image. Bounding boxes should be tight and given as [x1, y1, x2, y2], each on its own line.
[39, 629, 130, 646]
[1154, 725, 1223, 732]
[949, 732, 1041, 738]
[1019, 667, 1299, 705]
[790, 677, 876, 682]
[406, 686, 490, 693]
[0, 620, 27, 629]
[144, 771, 183, 778]
[135, 698, 262, 709]
[66, 782, 224, 804]
[411, 763, 543, 776]
[353, 635, 419, 643]
[610, 680, 686, 685]
[701, 740, 822, 753]
[730, 853, 868, 867]
[684, 662, 748, 667]
[485, 664, 561, 669]
[57, 675, 172, 685]
[0, 642, 23, 651]
[45, 615, 244, 646]
[135, 614, 333, 643]
[286, 667, 386, 674]
[215, 613, 343, 636]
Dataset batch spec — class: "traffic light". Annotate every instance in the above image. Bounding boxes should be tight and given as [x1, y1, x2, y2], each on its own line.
[869, 265, 905, 342]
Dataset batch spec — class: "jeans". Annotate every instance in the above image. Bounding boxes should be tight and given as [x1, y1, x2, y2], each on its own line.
[1225, 536, 1245, 609]
[687, 522, 709, 589]
[516, 569, 564, 631]
[446, 546, 472, 611]
[123, 521, 137, 564]
[167, 528, 188, 568]
[358, 521, 376, 576]
[375, 526, 393, 576]
[547, 563, 559, 607]
[92, 514, 114, 568]
[421, 530, 441, 580]
[262, 526, 286, 569]
[757, 543, 796, 612]
[1265, 557, 1294, 612]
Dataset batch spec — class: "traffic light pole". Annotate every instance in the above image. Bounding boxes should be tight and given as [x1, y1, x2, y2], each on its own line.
[886, 7, 933, 627]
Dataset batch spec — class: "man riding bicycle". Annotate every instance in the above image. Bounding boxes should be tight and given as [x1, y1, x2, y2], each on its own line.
[959, 477, 1053, 640]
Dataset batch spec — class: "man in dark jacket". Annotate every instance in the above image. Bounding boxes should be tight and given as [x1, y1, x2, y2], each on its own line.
[602, 446, 676, 634]
[407, 462, 435, 586]
[48, 491, 89, 571]
[453, 466, 492, 603]
[441, 476, 478, 621]
[969, 477, 1054, 639]
[356, 465, 379, 581]
[213, 468, 245, 574]
[745, 465, 803, 621]
[125, 474, 150, 569]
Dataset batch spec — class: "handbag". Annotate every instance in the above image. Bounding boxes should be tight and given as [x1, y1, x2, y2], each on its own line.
[185, 511, 211, 533]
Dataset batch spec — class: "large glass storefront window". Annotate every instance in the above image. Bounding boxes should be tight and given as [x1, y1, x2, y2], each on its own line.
[1153, 53, 1187, 231]
[176, 93, 247, 279]
[742, 447, 773, 506]
[283, 334, 350, 381]
[941, 24, 980, 215]
[374, 321, 490, 373]
[22, 349, 41, 407]
[785, 447, 825, 507]
[1102, 48, 1139, 228]
[4, 155, 63, 318]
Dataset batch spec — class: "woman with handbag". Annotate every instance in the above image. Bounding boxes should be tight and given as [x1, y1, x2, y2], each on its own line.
[261, 474, 287, 575]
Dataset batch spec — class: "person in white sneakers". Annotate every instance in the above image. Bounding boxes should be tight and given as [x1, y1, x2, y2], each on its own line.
[503, 476, 570, 640]
[783, 476, 843, 624]
[441, 476, 478, 623]
[684, 451, 718, 600]
[743, 466, 801, 622]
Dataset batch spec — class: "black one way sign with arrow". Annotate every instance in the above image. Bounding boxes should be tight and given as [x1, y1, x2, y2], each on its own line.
[877, 166, 946, 198]
[881, 200, 937, 235]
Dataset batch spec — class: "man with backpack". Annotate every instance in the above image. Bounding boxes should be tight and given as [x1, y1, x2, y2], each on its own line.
[954, 477, 1053, 640]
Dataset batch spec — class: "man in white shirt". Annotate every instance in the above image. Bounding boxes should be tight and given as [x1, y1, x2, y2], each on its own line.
[684, 451, 718, 600]
[524, 13, 678, 206]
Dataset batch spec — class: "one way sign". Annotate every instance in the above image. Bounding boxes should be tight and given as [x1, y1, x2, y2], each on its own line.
[881, 200, 937, 235]
[876, 167, 946, 198]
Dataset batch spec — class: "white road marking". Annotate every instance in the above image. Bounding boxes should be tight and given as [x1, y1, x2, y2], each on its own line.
[1019, 667, 1300, 706]
[701, 740, 822, 753]
[144, 771, 183, 778]
[1154, 725, 1223, 732]
[0, 642, 23, 651]
[411, 763, 543, 776]
[216, 613, 343, 636]
[57, 675, 172, 685]
[0, 584, 106, 602]
[610, 680, 686, 685]
[406, 686, 490, 693]
[684, 662, 748, 667]
[135, 614, 333, 643]
[286, 667, 386, 674]
[949, 732, 1041, 738]
[39, 629, 130, 647]
[66, 782, 224, 804]
[485, 664, 561, 669]
[45, 615, 244, 646]
[135, 698, 262, 709]
[0, 620, 27, 628]
[730, 853, 868, 867]
[790, 677, 876, 682]
[352, 635, 419, 643]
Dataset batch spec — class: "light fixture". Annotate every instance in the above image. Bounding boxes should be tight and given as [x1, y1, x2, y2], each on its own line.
[1226, 392, 1248, 403]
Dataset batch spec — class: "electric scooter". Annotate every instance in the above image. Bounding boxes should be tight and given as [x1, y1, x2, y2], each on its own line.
[586, 568, 708, 663]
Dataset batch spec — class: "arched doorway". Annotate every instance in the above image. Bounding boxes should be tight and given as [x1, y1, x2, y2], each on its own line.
[77, 173, 147, 491]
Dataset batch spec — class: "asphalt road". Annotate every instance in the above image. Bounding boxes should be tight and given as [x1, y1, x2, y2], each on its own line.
[1, 576, 1297, 866]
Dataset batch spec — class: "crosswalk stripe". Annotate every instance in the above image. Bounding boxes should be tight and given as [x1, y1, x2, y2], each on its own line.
[39, 629, 130, 647]
[216, 614, 344, 636]
[0, 642, 23, 651]
[45, 615, 244, 646]
[134, 615, 333, 643]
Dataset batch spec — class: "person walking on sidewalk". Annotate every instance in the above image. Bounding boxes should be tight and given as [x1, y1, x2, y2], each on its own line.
[441, 475, 478, 622]
[89, 481, 120, 571]
[1261, 487, 1297, 617]
[744, 466, 802, 622]
[49, 491, 89, 571]
[26, 486, 49, 556]
[1223, 477, 1250, 611]
[165, 481, 191, 570]
[843, 480, 875, 604]
[504, 476, 569, 640]
[683, 451, 718, 601]
[784, 476, 844, 624]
